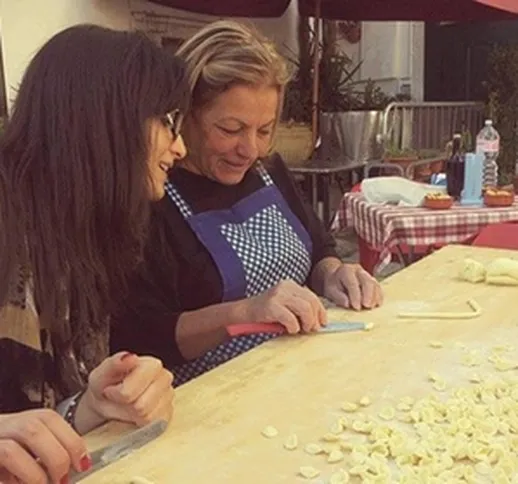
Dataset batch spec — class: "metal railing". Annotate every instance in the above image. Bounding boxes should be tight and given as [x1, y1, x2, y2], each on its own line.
[378, 101, 486, 153]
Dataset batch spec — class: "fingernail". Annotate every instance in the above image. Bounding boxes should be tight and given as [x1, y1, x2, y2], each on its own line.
[120, 352, 135, 361]
[80, 454, 92, 471]
[60, 476, 70, 484]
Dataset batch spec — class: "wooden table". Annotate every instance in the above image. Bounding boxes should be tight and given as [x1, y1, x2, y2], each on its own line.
[84, 245, 518, 483]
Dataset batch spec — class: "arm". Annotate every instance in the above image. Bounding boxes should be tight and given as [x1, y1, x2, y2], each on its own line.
[114, 276, 326, 363]
[267, 155, 381, 309]
[175, 299, 250, 360]
[57, 392, 105, 435]
[111, 259, 252, 363]
[309, 256, 343, 296]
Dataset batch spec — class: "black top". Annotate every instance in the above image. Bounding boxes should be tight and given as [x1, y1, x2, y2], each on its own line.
[111, 154, 338, 366]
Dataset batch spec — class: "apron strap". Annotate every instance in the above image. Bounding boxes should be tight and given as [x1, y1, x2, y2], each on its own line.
[165, 181, 193, 218]
[255, 162, 274, 186]
[166, 164, 273, 220]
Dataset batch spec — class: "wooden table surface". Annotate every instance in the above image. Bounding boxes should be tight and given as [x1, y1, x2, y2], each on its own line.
[83, 245, 518, 483]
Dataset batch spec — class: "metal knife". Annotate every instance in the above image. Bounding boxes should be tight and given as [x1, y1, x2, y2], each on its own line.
[226, 321, 368, 337]
[69, 419, 168, 483]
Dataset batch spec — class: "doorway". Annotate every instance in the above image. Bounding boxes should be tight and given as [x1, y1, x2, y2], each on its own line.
[425, 20, 518, 102]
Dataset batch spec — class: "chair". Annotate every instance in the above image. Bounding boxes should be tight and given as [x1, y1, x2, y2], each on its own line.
[471, 222, 518, 250]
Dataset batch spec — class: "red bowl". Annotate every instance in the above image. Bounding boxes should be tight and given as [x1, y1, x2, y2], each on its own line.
[424, 196, 453, 210]
[484, 192, 514, 207]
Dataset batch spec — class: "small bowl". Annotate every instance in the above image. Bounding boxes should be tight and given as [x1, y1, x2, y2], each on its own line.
[484, 190, 514, 207]
[424, 195, 453, 210]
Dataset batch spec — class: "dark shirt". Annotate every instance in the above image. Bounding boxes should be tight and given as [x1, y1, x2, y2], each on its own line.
[111, 154, 338, 366]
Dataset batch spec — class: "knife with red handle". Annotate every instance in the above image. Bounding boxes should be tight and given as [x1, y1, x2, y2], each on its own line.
[226, 321, 368, 337]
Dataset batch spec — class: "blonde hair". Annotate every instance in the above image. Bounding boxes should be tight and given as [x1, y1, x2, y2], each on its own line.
[176, 20, 291, 138]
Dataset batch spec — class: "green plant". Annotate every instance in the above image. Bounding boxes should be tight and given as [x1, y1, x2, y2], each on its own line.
[281, 18, 407, 122]
[484, 43, 518, 179]
[417, 148, 443, 159]
[383, 145, 418, 159]
[281, 20, 362, 122]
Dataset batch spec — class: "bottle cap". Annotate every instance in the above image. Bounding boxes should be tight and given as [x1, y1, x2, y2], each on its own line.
[485, 119, 492, 125]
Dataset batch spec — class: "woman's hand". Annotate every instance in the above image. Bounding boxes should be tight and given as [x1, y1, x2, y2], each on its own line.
[0, 409, 91, 484]
[76, 352, 174, 433]
[323, 263, 383, 310]
[244, 279, 327, 334]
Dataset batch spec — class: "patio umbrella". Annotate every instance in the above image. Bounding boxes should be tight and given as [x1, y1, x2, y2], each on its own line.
[150, 0, 518, 143]
[148, 0, 290, 17]
[150, 0, 518, 20]
[299, 0, 518, 21]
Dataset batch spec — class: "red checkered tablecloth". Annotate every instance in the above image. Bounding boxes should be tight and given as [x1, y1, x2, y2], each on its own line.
[331, 193, 518, 271]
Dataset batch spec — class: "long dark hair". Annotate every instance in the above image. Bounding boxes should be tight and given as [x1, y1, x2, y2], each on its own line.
[0, 25, 189, 340]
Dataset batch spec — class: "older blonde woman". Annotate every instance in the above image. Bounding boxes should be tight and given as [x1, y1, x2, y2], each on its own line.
[113, 21, 383, 385]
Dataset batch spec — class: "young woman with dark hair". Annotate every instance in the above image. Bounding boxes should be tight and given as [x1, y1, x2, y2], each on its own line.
[0, 24, 188, 484]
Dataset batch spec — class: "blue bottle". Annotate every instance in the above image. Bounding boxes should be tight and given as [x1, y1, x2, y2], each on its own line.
[460, 153, 484, 206]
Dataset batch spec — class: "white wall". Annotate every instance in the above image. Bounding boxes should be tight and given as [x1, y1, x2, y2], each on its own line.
[336, 21, 425, 101]
[0, 0, 130, 109]
[0, 0, 299, 112]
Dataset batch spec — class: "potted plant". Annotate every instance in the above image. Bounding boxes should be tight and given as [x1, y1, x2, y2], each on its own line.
[278, 17, 364, 164]
[315, 20, 412, 163]
[274, 16, 316, 165]
[280, 18, 409, 164]
[383, 145, 419, 171]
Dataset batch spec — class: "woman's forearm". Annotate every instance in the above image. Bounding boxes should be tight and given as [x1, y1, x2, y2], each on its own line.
[309, 256, 342, 296]
[67, 392, 106, 435]
[176, 299, 251, 360]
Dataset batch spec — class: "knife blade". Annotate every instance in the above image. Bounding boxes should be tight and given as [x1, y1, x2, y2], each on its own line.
[69, 419, 168, 483]
[226, 321, 368, 337]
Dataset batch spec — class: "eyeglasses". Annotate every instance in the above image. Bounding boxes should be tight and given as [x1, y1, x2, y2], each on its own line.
[161, 109, 184, 139]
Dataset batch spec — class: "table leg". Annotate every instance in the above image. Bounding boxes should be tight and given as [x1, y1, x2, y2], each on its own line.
[358, 237, 379, 275]
[336, 174, 348, 193]
[393, 245, 411, 266]
[311, 174, 318, 213]
[322, 174, 331, 228]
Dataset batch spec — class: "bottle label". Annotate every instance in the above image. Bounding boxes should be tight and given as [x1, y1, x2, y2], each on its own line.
[476, 139, 499, 153]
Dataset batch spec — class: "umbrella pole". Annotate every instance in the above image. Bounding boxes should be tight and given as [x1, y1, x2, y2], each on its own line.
[311, 0, 321, 148]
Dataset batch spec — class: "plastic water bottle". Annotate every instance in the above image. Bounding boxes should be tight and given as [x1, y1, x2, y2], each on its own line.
[475, 119, 499, 187]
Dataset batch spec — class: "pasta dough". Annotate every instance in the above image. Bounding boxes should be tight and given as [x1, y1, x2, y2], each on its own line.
[299, 466, 320, 479]
[397, 299, 481, 320]
[329, 469, 350, 483]
[458, 258, 486, 283]
[304, 443, 324, 455]
[486, 275, 518, 286]
[327, 449, 344, 463]
[459, 257, 518, 286]
[283, 434, 298, 450]
[261, 425, 278, 438]
[486, 257, 518, 282]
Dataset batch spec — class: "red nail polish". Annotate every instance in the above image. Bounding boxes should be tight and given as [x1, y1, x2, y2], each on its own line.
[120, 352, 135, 361]
[80, 454, 92, 471]
[60, 476, 70, 484]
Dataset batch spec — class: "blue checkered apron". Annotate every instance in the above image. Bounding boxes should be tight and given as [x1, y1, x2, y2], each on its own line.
[165, 163, 313, 385]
